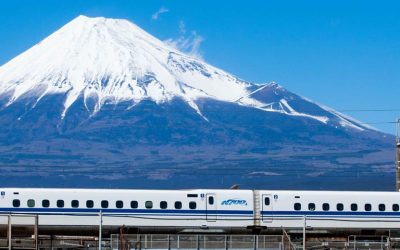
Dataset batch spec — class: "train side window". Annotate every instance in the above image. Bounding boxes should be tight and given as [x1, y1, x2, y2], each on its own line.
[322, 203, 330, 211]
[175, 201, 182, 209]
[393, 204, 399, 212]
[379, 204, 386, 211]
[351, 203, 358, 211]
[294, 203, 301, 211]
[27, 199, 35, 208]
[160, 201, 168, 209]
[308, 203, 315, 211]
[131, 201, 138, 209]
[145, 201, 153, 209]
[101, 200, 109, 208]
[189, 201, 197, 209]
[86, 200, 94, 208]
[209, 196, 214, 205]
[264, 197, 270, 206]
[336, 203, 344, 211]
[57, 200, 64, 208]
[12, 199, 20, 208]
[365, 204, 372, 211]
[116, 200, 123, 209]
[71, 200, 79, 208]
[42, 199, 50, 208]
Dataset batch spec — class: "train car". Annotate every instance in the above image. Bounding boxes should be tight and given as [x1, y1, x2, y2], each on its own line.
[1, 188, 400, 234]
[0, 188, 254, 233]
[258, 190, 400, 229]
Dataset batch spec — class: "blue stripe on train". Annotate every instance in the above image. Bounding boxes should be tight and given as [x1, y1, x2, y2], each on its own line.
[0, 207, 253, 216]
[261, 211, 400, 217]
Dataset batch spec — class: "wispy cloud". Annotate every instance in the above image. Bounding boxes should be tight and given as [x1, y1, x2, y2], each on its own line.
[165, 20, 204, 60]
[151, 7, 169, 20]
[179, 20, 186, 34]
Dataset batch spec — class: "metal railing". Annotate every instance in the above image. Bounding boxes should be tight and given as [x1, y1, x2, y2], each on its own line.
[110, 234, 295, 250]
[0, 233, 395, 250]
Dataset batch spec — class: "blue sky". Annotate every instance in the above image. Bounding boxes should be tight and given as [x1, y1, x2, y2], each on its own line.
[0, 0, 399, 133]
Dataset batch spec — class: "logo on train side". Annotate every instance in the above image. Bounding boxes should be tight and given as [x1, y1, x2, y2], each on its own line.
[0, 191, 4, 198]
[221, 199, 248, 206]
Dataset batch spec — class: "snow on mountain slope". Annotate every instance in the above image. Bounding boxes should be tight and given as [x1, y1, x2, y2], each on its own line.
[0, 15, 370, 131]
[0, 15, 251, 118]
[237, 82, 370, 131]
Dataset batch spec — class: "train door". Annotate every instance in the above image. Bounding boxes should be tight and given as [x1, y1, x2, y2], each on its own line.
[262, 194, 273, 222]
[206, 193, 217, 221]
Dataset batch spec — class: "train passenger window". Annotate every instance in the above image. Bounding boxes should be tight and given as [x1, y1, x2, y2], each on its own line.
[86, 200, 94, 208]
[189, 201, 197, 209]
[308, 203, 315, 211]
[116, 200, 123, 208]
[131, 201, 138, 209]
[364, 204, 372, 211]
[71, 200, 79, 208]
[27, 199, 35, 208]
[160, 201, 168, 209]
[336, 203, 344, 211]
[351, 203, 358, 211]
[209, 196, 214, 205]
[264, 197, 270, 206]
[379, 204, 386, 211]
[12, 199, 20, 208]
[145, 201, 153, 209]
[101, 200, 109, 208]
[57, 200, 64, 208]
[322, 203, 330, 211]
[393, 204, 399, 212]
[294, 203, 301, 211]
[42, 200, 50, 208]
[175, 201, 182, 209]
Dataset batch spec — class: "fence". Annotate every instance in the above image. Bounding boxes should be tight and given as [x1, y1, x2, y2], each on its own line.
[0, 233, 396, 250]
[109, 234, 395, 250]
[110, 234, 296, 250]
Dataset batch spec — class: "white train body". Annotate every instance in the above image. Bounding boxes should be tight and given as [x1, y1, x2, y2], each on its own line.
[260, 190, 400, 229]
[0, 188, 399, 230]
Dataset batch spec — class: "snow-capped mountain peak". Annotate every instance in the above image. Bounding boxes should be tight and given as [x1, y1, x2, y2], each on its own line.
[0, 15, 370, 131]
[0, 15, 249, 118]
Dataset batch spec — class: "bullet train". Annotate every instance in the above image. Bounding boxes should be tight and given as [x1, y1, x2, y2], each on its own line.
[1, 188, 400, 233]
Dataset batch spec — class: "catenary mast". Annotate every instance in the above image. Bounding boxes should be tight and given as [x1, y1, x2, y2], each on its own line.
[396, 119, 400, 191]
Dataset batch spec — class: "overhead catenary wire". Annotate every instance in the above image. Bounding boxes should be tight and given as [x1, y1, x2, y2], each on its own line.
[337, 109, 400, 112]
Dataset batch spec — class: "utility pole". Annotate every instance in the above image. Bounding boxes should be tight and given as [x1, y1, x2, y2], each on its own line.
[8, 214, 11, 250]
[396, 119, 400, 191]
[303, 215, 306, 250]
[99, 210, 103, 250]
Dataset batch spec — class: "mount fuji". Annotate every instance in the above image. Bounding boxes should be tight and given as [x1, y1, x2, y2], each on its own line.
[0, 16, 394, 190]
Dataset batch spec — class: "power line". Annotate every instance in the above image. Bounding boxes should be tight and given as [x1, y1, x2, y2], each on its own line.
[337, 109, 400, 112]
[358, 121, 397, 125]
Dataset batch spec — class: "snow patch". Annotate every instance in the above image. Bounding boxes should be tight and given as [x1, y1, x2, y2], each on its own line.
[279, 99, 329, 124]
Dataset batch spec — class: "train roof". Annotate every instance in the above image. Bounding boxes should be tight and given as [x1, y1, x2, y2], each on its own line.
[1, 188, 398, 194]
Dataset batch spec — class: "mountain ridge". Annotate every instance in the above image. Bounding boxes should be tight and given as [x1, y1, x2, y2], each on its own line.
[0, 15, 394, 190]
[0, 15, 375, 133]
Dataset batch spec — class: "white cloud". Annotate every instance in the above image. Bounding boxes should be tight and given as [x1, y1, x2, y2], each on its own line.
[151, 7, 169, 20]
[165, 21, 204, 60]
[179, 20, 186, 34]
